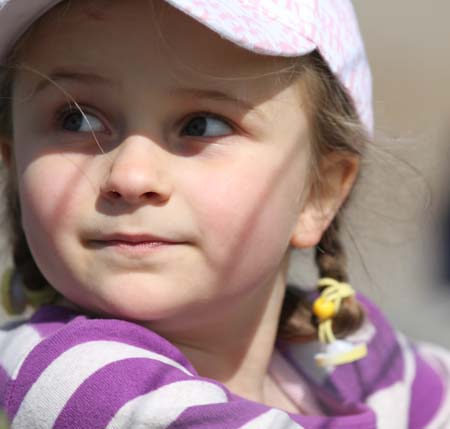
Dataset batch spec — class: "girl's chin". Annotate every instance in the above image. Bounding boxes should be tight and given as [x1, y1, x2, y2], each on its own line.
[75, 294, 191, 322]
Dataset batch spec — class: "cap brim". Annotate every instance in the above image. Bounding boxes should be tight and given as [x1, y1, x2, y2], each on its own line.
[0, 0, 61, 63]
[0, 0, 317, 63]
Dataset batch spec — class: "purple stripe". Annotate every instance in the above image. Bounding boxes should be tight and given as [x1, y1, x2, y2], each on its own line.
[30, 305, 77, 324]
[171, 398, 270, 429]
[174, 393, 376, 429]
[8, 308, 195, 420]
[324, 339, 403, 402]
[0, 365, 11, 409]
[55, 358, 212, 429]
[291, 404, 377, 429]
[408, 350, 444, 429]
[294, 411, 377, 429]
[30, 305, 76, 338]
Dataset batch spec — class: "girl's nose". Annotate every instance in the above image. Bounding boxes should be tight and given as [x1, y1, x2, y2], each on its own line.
[100, 136, 172, 205]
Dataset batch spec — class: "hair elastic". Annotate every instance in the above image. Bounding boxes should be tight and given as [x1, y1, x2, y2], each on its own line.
[1, 267, 57, 315]
[2, 267, 26, 315]
[312, 277, 367, 367]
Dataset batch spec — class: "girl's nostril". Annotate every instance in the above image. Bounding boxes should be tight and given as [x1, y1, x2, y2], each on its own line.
[108, 190, 121, 199]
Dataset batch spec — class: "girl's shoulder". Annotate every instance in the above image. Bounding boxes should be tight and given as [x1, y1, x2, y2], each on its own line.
[0, 304, 196, 382]
[279, 293, 450, 428]
[0, 306, 81, 394]
[0, 305, 210, 428]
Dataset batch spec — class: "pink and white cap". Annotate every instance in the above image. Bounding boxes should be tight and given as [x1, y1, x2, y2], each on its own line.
[0, 0, 373, 133]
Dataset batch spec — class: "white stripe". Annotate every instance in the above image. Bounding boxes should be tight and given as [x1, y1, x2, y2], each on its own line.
[366, 334, 415, 429]
[0, 324, 41, 379]
[11, 340, 193, 429]
[240, 409, 304, 429]
[417, 342, 450, 429]
[107, 379, 228, 429]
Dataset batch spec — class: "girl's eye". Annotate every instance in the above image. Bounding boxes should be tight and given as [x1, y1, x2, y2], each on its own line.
[61, 111, 105, 133]
[181, 115, 233, 137]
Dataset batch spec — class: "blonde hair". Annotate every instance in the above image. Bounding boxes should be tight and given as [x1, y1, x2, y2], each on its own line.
[0, 42, 369, 341]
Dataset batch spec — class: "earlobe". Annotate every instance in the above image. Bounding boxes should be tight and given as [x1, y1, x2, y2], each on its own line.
[290, 155, 359, 249]
[289, 203, 331, 249]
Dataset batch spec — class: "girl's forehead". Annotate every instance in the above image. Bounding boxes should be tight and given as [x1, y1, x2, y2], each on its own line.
[17, 0, 297, 86]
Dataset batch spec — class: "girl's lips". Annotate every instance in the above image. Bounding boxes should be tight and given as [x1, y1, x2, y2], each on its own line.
[101, 240, 171, 247]
[87, 233, 187, 255]
[95, 233, 180, 244]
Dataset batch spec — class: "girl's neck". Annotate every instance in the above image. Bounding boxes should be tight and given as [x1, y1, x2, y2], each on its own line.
[167, 271, 288, 405]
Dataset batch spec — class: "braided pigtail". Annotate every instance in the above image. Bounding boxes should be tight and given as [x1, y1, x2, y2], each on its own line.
[1, 178, 58, 315]
[314, 216, 365, 337]
[278, 216, 365, 342]
[9, 194, 49, 293]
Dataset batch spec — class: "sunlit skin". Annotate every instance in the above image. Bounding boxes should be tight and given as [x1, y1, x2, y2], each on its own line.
[3, 0, 357, 411]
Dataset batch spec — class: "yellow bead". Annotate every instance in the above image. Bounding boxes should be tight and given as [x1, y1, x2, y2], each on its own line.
[313, 297, 336, 320]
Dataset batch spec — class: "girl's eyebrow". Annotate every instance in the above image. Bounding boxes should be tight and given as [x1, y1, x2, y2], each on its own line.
[31, 70, 115, 97]
[170, 88, 265, 120]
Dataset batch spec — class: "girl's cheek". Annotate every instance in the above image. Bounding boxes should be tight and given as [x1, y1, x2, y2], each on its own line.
[17, 153, 90, 228]
[186, 159, 301, 253]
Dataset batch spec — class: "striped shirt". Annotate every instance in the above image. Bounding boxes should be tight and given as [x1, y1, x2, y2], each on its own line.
[0, 295, 449, 429]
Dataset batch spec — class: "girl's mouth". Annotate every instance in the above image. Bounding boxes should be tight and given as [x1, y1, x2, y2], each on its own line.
[88, 234, 185, 255]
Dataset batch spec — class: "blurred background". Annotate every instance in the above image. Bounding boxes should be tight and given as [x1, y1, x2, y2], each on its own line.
[1, 1, 450, 349]
[348, 0, 450, 347]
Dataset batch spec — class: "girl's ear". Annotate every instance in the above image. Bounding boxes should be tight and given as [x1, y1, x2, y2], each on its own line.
[290, 154, 359, 249]
[1, 141, 12, 166]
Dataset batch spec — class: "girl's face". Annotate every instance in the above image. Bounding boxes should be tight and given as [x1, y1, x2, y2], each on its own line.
[8, 0, 334, 329]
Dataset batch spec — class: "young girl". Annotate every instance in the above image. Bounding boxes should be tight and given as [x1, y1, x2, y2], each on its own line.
[0, 0, 448, 428]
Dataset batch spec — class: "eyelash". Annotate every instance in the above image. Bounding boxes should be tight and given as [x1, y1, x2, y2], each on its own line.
[55, 104, 109, 133]
[178, 112, 236, 136]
